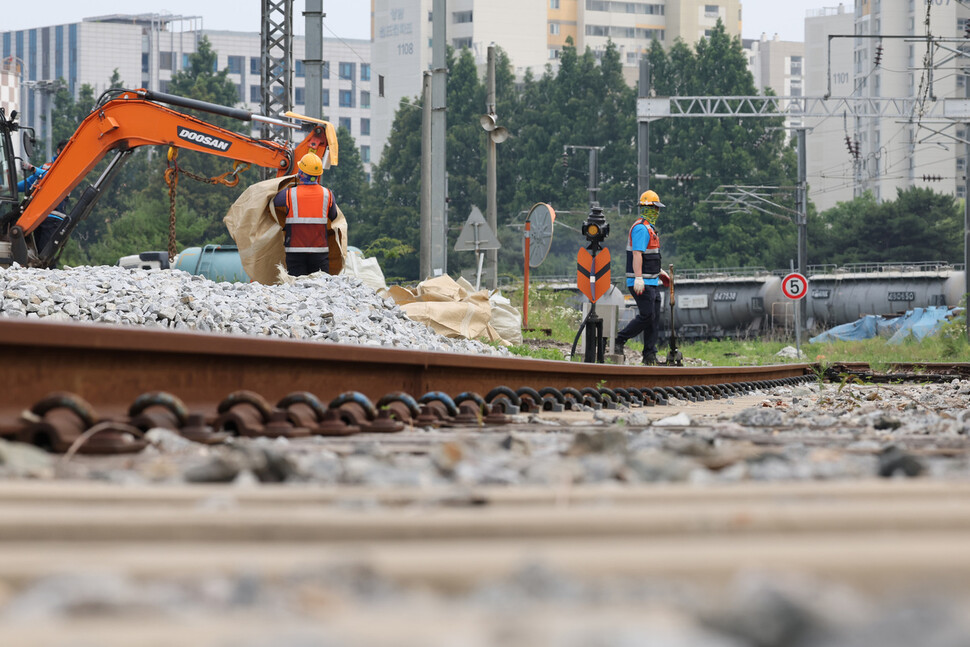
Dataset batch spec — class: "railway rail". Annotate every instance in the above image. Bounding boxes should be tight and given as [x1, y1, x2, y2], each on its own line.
[0, 318, 813, 455]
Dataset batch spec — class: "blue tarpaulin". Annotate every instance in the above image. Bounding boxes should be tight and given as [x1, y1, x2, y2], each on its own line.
[809, 306, 957, 344]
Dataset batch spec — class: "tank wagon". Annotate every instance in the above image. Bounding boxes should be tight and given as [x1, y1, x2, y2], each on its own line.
[614, 262, 966, 341]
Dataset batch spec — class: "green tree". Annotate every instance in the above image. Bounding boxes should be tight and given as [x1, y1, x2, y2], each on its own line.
[358, 95, 423, 280]
[809, 188, 962, 264]
[325, 125, 369, 214]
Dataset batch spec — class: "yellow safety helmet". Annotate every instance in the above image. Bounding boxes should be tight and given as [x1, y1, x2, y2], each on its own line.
[297, 152, 324, 176]
[639, 190, 665, 208]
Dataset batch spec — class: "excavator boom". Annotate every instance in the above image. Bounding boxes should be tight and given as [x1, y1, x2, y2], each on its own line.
[1, 89, 337, 267]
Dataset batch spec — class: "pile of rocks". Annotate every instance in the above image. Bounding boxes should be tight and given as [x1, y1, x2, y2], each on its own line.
[0, 264, 509, 355]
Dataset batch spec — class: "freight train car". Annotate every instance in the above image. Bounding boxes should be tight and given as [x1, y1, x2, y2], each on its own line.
[613, 262, 965, 341]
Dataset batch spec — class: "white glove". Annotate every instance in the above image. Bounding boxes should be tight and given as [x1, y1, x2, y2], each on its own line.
[633, 277, 645, 294]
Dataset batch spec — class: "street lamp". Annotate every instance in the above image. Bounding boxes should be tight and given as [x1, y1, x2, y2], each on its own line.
[480, 44, 508, 291]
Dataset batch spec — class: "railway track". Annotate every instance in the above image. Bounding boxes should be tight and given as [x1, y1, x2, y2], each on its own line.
[0, 318, 813, 454]
[3, 318, 970, 645]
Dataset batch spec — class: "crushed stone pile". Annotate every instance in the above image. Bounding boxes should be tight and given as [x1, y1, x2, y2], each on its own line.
[0, 264, 509, 356]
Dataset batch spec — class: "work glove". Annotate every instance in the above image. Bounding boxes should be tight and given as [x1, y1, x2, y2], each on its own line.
[633, 277, 645, 294]
[659, 271, 670, 287]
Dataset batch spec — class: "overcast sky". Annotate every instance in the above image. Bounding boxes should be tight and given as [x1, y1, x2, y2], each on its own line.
[3, 0, 827, 43]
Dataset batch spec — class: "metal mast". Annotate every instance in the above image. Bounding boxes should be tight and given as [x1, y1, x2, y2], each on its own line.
[260, 0, 293, 143]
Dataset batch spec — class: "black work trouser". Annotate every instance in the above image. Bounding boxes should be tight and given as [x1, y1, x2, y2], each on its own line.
[285, 251, 330, 276]
[616, 283, 661, 357]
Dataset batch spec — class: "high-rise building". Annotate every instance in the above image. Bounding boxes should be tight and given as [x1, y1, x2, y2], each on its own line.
[805, 0, 969, 212]
[1, 15, 374, 177]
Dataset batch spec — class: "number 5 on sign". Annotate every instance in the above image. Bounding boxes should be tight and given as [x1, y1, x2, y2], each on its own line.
[782, 272, 808, 300]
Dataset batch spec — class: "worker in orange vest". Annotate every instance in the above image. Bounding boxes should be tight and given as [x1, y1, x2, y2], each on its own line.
[273, 152, 337, 276]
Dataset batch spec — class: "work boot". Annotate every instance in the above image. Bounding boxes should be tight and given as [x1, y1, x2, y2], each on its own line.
[643, 353, 658, 366]
[614, 337, 626, 356]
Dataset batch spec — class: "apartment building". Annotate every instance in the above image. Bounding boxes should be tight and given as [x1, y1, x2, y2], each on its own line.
[805, 0, 969, 211]
[0, 14, 374, 177]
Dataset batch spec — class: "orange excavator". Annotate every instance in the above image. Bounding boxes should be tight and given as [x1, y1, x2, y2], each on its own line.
[0, 88, 338, 268]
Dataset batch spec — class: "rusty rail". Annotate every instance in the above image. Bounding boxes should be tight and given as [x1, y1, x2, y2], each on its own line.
[0, 319, 812, 419]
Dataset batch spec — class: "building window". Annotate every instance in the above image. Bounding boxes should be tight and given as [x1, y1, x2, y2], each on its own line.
[322, 90, 329, 106]
[339, 89, 354, 107]
[361, 145, 370, 164]
[236, 83, 244, 103]
[360, 118, 370, 136]
[182, 53, 191, 69]
[250, 85, 261, 103]
[361, 63, 371, 81]
[549, 48, 560, 59]
[159, 80, 170, 93]
[339, 116, 352, 132]
[551, 0, 560, 7]
[228, 55, 244, 75]
[453, 10, 473, 23]
[322, 61, 329, 79]
[339, 62, 354, 80]
[453, 37, 472, 49]
[295, 87, 305, 105]
[142, 52, 149, 74]
[295, 60, 305, 78]
[159, 51, 173, 70]
[550, 23, 560, 35]
[360, 90, 371, 108]
[704, 4, 719, 17]
[250, 57, 260, 74]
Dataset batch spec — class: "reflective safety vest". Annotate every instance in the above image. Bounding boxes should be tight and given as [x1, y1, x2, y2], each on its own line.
[625, 217, 661, 280]
[283, 184, 332, 253]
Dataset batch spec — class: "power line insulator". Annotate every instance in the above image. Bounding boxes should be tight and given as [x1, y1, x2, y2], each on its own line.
[874, 45, 883, 66]
[922, 174, 943, 182]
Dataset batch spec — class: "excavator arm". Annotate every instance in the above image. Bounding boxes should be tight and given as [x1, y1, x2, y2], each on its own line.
[6, 89, 338, 266]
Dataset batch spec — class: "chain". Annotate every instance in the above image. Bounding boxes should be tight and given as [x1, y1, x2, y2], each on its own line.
[164, 148, 252, 261]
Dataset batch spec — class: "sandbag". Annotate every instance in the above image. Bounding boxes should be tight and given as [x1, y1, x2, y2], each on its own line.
[224, 175, 347, 284]
[341, 249, 388, 293]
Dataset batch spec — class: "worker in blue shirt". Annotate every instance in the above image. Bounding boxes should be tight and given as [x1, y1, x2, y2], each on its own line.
[19, 139, 69, 254]
[615, 190, 670, 365]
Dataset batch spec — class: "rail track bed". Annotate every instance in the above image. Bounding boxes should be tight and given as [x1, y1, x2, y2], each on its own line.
[2, 319, 970, 645]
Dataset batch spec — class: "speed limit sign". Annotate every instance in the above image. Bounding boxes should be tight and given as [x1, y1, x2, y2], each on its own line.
[782, 272, 808, 300]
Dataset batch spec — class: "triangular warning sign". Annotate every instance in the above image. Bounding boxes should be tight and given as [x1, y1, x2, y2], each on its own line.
[454, 206, 501, 252]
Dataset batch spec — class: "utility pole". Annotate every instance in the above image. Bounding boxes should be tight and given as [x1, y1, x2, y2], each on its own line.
[965, 123, 969, 342]
[429, 0, 447, 275]
[485, 45, 498, 290]
[638, 59, 650, 195]
[420, 72, 432, 280]
[564, 144, 605, 210]
[479, 46, 508, 289]
[796, 127, 808, 341]
[303, 0, 323, 120]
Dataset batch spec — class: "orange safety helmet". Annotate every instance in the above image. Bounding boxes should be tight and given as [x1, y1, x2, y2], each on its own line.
[297, 152, 324, 176]
[638, 189, 665, 208]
